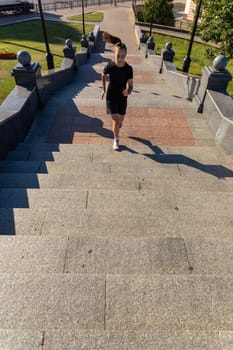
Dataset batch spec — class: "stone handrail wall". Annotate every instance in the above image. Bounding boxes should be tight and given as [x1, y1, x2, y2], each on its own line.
[203, 90, 233, 154]
[161, 60, 200, 101]
[0, 25, 100, 160]
[0, 86, 38, 159]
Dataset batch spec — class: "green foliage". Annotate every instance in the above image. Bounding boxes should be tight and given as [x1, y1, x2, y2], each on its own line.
[67, 12, 104, 22]
[193, 0, 233, 58]
[143, 0, 174, 26]
[136, 10, 144, 22]
[205, 47, 218, 60]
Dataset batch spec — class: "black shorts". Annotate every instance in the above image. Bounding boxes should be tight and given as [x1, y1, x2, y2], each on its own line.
[106, 99, 127, 115]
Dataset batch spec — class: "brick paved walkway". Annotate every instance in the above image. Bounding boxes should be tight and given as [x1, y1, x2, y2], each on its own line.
[47, 105, 195, 146]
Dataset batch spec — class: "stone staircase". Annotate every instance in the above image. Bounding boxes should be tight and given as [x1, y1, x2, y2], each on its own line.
[1, 52, 233, 349]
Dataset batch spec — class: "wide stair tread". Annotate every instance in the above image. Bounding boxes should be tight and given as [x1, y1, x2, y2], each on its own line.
[0, 235, 233, 275]
[0, 270, 233, 331]
[0, 328, 228, 349]
[1, 204, 233, 238]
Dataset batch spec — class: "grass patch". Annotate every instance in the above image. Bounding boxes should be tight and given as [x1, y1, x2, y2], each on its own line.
[67, 12, 104, 22]
[0, 20, 94, 104]
[147, 31, 233, 98]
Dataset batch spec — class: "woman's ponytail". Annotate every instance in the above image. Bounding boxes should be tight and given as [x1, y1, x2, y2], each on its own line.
[103, 32, 127, 52]
[103, 32, 121, 45]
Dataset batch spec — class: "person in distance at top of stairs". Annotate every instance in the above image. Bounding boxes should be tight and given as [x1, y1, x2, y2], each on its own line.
[101, 32, 133, 151]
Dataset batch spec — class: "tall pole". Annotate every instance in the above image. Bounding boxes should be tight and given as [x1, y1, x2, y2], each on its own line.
[38, 0, 54, 70]
[81, 0, 85, 34]
[149, 0, 156, 37]
[182, 0, 203, 73]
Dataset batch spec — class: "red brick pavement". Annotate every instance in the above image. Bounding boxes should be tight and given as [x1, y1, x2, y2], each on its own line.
[47, 106, 195, 146]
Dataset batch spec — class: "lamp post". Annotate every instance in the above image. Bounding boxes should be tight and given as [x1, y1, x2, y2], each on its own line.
[81, 0, 85, 34]
[149, 0, 156, 37]
[38, 0, 54, 70]
[182, 0, 203, 73]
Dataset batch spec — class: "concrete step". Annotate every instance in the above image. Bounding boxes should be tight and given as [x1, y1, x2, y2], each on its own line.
[0, 157, 226, 179]
[0, 172, 231, 192]
[13, 143, 232, 165]
[0, 235, 188, 274]
[1, 235, 233, 275]
[86, 189, 233, 217]
[1, 273, 233, 331]
[105, 274, 233, 331]
[0, 188, 87, 209]
[36, 329, 230, 350]
[0, 167, 233, 192]
[0, 160, 109, 174]
[3, 155, 233, 188]
[0, 173, 63, 189]
[0, 161, 42, 173]
[6, 148, 232, 174]
[6, 150, 65, 162]
[0, 273, 105, 330]
[0, 188, 233, 214]
[1, 207, 233, 239]
[0, 329, 227, 349]
[0, 329, 42, 350]
[40, 208, 233, 239]
[0, 173, 139, 190]
[73, 88, 182, 109]
[0, 235, 67, 273]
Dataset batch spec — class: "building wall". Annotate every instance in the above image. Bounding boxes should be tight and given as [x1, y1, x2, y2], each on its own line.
[184, 0, 196, 21]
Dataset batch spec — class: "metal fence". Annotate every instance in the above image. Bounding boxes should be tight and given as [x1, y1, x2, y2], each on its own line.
[33, 0, 188, 32]
[34, 0, 132, 12]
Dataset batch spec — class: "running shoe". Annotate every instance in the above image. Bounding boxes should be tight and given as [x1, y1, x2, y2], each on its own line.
[113, 139, 119, 151]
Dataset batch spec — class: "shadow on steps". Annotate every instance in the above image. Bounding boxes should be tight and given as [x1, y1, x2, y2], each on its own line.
[126, 137, 233, 179]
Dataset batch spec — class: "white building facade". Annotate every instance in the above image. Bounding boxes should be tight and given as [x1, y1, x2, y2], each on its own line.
[184, 0, 196, 21]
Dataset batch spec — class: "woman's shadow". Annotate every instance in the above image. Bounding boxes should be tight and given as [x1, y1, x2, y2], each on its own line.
[122, 136, 233, 179]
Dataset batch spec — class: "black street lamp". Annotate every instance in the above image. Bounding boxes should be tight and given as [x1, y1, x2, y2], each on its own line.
[81, 0, 85, 34]
[182, 0, 203, 73]
[38, 0, 54, 70]
[149, 0, 156, 37]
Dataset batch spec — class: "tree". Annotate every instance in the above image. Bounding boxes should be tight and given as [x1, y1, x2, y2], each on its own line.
[143, 0, 174, 26]
[194, 0, 233, 57]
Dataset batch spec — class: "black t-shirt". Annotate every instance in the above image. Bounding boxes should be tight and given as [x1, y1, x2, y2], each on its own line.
[103, 61, 133, 101]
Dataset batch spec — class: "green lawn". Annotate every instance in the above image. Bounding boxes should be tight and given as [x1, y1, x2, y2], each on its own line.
[67, 12, 104, 22]
[0, 20, 94, 104]
[147, 32, 233, 98]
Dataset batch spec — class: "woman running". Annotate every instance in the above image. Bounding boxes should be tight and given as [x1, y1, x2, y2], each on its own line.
[101, 32, 133, 151]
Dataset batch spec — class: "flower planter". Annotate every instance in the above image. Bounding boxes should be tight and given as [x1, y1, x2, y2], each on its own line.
[0, 53, 17, 59]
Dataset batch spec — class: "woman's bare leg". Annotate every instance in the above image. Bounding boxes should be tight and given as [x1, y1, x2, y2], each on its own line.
[111, 114, 121, 139]
[118, 114, 125, 130]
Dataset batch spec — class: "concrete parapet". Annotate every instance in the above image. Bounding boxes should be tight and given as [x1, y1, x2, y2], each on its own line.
[76, 48, 89, 65]
[203, 90, 233, 154]
[160, 59, 200, 100]
[37, 58, 75, 105]
[195, 56, 232, 113]
[93, 25, 100, 48]
[135, 25, 142, 49]
[0, 86, 38, 159]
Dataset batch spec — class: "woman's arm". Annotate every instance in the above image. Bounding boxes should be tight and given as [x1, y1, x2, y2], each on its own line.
[122, 78, 133, 97]
[127, 78, 133, 95]
[101, 73, 107, 100]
